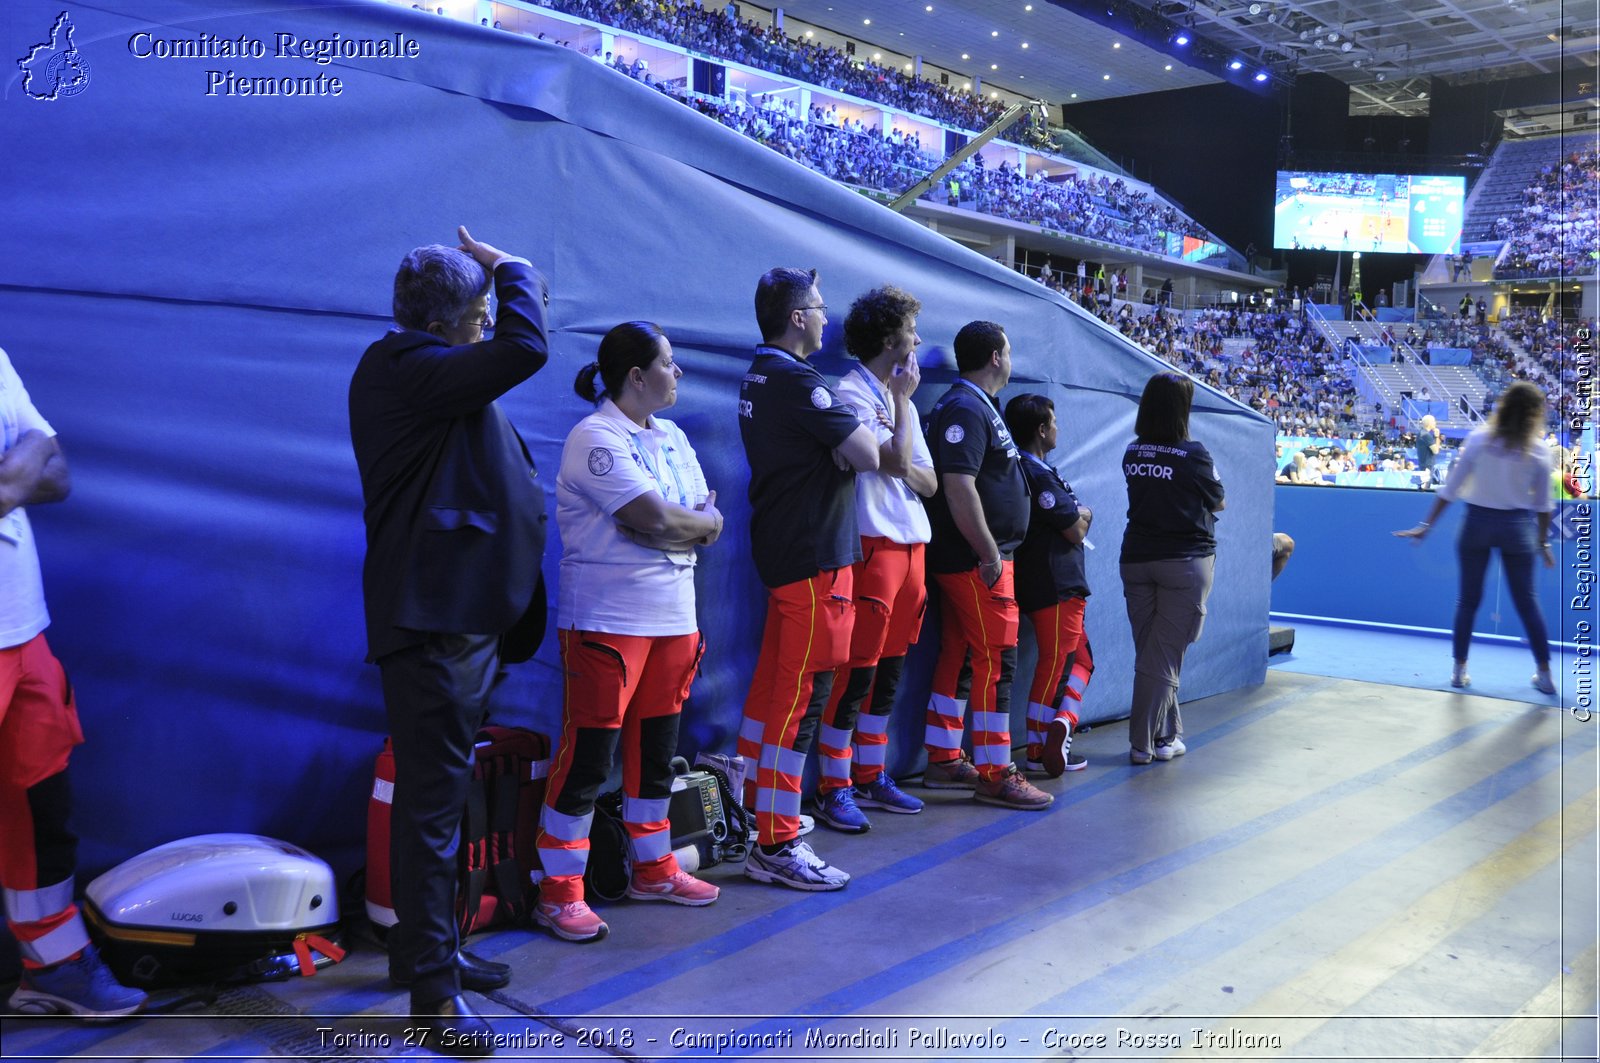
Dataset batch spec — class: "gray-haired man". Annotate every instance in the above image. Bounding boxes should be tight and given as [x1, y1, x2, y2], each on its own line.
[349, 227, 549, 1050]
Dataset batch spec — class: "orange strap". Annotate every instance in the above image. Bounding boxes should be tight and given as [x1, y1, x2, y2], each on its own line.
[291, 932, 347, 977]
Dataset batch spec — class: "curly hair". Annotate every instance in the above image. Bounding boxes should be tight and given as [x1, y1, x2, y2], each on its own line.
[842, 285, 922, 360]
[1488, 380, 1545, 451]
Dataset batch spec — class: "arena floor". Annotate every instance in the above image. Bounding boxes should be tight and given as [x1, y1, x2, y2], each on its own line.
[6, 643, 1595, 1062]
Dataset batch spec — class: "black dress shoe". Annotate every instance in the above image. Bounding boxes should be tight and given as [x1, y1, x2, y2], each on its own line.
[391, 951, 511, 992]
[456, 950, 511, 991]
[409, 994, 496, 1057]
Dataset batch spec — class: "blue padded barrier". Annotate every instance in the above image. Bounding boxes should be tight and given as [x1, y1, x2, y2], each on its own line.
[1272, 487, 1596, 649]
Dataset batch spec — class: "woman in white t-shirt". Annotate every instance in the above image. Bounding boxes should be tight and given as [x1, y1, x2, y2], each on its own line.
[534, 322, 724, 943]
[1396, 381, 1557, 695]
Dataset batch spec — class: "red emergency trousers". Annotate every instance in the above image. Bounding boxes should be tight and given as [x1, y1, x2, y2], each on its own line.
[737, 568, 853, 846]
[0, 634, 90, 968]
[817, 539, 927, 793]
[1023, 597, 1093, 754]
[537, 629, 703, 905]
[925, 562, 1020, 781]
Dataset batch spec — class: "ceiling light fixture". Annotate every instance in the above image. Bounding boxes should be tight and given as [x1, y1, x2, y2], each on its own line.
[1113, 42, 1122, 49]
[1228, 59, 1243, 70]
[1254, 70, 1269, 82]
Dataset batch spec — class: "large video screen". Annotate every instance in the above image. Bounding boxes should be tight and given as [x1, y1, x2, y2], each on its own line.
[1273, 171, 1465, 254]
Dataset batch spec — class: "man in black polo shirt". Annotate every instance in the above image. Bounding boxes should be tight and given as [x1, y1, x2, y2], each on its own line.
[920, 321, 1051, 810]
[736, 267, 880, 891]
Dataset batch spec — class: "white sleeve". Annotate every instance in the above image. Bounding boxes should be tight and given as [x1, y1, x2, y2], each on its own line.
[559, 417, 655, 517]
[0, 349, 55, 444]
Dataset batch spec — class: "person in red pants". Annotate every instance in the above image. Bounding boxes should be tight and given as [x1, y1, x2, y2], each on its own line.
[736, 268, 880, 891]
[1004, 393, 1093, 777]
[536, 322, 725, 942]
[811, 286, 937, 833]
[920, 322, 1051, 811]
[1, 346, 145, 1018]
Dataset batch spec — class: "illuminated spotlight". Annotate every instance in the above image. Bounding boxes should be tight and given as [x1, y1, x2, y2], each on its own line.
[1070, 92, 1078, 98]
[1022, 42, 1029, 48]
[1248, 2, 1262, 13]
[926, 4, 933, 9]
[1228, 59, 1243, 70]
[1102, 73, 1110, 79]
[1113, 42, 1121, 49]
[991, 63, 998, 69]
[905, 63, 914, 70]
[1327, 31, 1339, 42]
[872, 52, 881, 59]
[804, 30, 813, 37]
[1341, 40, 1353, 52]
[961, 52, 969, 59]
[1375, 72, 1386, 80]
[992, 29, 999, 36]
[1254, 70, 1269, 82]
[1025, 3, 1033, 9]
[963, 82, 971, 89]
[1173, 32, 1190, 46]
[863, 18, 871, 24]
[1164, 63, 1173, 70]
[1352, 58, 1362, 67]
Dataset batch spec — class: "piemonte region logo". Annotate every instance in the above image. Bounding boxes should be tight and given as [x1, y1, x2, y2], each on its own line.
[18, 11, 91, 101]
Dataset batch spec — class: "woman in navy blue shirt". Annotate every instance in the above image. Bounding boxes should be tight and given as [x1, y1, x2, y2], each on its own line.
[1120, 373, 1225, 764]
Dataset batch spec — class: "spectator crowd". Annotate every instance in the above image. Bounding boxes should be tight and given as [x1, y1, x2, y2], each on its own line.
[1493, 146, 1600, 279]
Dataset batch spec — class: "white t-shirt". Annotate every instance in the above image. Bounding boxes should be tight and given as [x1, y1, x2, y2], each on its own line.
[1438, 426, 1555, 512]
[555, 399, 709, 636]
[835, 366, 933, 545]
[0, 348, 55, 649]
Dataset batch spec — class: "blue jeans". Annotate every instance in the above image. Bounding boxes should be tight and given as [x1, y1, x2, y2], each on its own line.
[1453, 505, 1549, 666]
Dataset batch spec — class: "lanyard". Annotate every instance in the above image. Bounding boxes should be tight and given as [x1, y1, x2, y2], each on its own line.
[954, 377, 1000, 414]
[627, 427, 689, 507]
[852, 364, 891, 420]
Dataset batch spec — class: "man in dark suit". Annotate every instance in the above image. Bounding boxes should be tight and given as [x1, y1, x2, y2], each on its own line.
[349, 226, 549, 1049]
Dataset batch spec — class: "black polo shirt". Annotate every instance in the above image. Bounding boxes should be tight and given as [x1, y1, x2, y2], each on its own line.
[925, 379, 1030, 574]
[1120, 438, 1224, 563]
[1016, 453, 1089, 611]
[739, 345, 862, 588]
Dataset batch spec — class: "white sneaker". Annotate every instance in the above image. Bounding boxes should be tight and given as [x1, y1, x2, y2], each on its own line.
[744, 840, 849, 891]
[1451, 664, 1471, 689]
[1152, 736, 1187, 761]
[1533, 672, 1557, 695]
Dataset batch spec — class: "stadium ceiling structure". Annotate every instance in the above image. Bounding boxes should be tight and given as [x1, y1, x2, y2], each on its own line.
[771, 0, 1597, 117]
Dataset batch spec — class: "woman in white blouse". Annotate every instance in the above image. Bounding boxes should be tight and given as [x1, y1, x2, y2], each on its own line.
[1396, 382, 1557, 695]
[534, 322, 724, 943]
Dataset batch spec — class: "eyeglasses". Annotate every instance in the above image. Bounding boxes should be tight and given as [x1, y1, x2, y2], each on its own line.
[796, 304, 827, 314]
[469, 316, 494, 335]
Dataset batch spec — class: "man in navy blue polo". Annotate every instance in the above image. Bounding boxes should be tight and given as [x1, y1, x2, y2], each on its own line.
[736, 267, 880, 891]
[921, 321, 1052, 810]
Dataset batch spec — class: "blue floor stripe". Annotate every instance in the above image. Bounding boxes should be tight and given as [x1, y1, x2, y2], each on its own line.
[998, 725, 1597, 1033]
[536, 677, 1340, 1019]
[687, 712, 1582, 1055]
